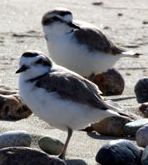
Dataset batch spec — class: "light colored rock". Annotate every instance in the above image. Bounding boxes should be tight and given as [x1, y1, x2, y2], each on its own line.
[38, 136, 64, 155]
[0, 94, 32, 120]
[124, 119, 148, 136]
[0, 130, 31, 148]
[136, 124, 148, 147]
[0, 147, 66, 165]
[90, 116, 131, 137]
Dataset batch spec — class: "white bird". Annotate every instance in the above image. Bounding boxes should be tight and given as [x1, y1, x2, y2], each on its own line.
[42, 8, 141, 79]
[16, 50, 130, 159]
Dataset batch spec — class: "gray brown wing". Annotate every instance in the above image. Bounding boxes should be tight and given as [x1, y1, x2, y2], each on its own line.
[73, 27, 124, 55]
[35, 72, 108, 110]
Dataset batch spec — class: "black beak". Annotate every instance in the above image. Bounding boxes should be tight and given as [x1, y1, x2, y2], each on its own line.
[67, 22, 80, 29]
[16, 65, 29, 74]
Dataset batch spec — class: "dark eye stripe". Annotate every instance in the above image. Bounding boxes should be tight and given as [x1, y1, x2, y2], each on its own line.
[35, 58, 52, 67]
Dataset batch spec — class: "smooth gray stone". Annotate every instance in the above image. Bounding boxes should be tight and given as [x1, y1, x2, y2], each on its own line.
[141, 146, 148, 165]
[96, 139, 142, 165]
[0, 146, 66, 165]
[38, 136, 64, 155]
[124, 119, 148, 136]
[136, 124, 148, 147]
[134, 78, 148, 103]
[0, 130, 31, 148]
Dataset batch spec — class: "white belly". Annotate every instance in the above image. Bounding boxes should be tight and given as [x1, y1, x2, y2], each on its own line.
[19, 81, 117, 131]
[46, 35, 120, 77]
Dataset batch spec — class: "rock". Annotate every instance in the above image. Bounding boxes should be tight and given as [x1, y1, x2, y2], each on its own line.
[0, 94, 32, 120]
[136, 124, 148, 147]
[118, 13, 123, 16]
[93, 69, 125, 96]
[38, 136, 64, 155]
[134, 78, 148, 103]
[0, 130, 31, 148]
[0, 85, 17, 95]
[139, 103, 148, 118]
[96, 139, 142, 165]
[88, 116, 131, 137]
[92, 1, 103, 6]
[143, 21, 148, 24]
[0, 147, 66, 165]
[141, 146, 148, 165]
[124, 119, 148, 136]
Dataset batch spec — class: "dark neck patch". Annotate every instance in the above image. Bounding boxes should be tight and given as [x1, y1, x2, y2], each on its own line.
[22, 52, 39, 58]
[26, 73, 48, 83]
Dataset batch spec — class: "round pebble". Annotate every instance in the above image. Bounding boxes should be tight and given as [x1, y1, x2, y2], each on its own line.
[136, 124, 148, 147]
[0, 147, 66, 165]
[93, 69, 125, 96]
[38, 136, 64, 155]
[96, 139, 142, 165]
[0, 130, 31, 148]
[141, 146, 148, 165]
[134, 78, 148, 103]
[123, 119, 148, 136]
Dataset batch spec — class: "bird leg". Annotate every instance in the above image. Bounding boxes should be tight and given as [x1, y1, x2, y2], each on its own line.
[58, 128, 73, 159]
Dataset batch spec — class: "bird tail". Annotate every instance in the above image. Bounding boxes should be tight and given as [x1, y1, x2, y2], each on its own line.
[121, 51, 142, 58]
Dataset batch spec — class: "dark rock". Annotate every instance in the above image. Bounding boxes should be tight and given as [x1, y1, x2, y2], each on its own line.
[124, 119, 148, 136]
[136, 124, 148, 147]
[93, 69, 125, 96]
[96, 139, 142, 165]
[134, 78, 148, 103]
[89, 116, 131, 137]
[118, 13, 123, 16]
[139, 103, 148, 118]
[142, 21, 148, 24]
[0, 94, 32, 120]
[141, 146, 148, 165]
[38, 136, 64, 155]
[0, 147, 66, 165]
[92, 1, 103, 6]
[0, 130, 31, 148]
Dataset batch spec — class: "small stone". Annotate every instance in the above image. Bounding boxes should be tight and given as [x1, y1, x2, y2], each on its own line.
[118, 13, 123, 16]
[0, 94, 32, 120]
[38, 136, 64, 155]
[0, 147, 66, 165]
[93, 69, 125, 96]
[90, 116, 131, 137]
[143, 21, 148, 25]
[134, 78, 148, 103]
[141, 146, 148, 165]
[136, 124, 148, 147]
[0, 130, 31, 148]
[96, 139, 142, 165]
[92, 1, 103, 6]
[124, 119, 148, 136]
[139, 103, 148, 118]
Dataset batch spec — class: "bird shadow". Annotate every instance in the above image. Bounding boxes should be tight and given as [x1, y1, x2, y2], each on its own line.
[86, 131, 134, 140]
[66, 159, 88, 165]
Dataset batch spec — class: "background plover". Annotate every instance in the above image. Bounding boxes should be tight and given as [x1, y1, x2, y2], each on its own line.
[42, 8, 141, 78]
[16, 50, 131, 159]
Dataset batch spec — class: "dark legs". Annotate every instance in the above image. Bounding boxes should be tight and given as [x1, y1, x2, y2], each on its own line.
[59, 128, 73, 159]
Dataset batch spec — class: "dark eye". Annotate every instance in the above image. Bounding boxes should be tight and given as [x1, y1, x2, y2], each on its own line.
[35, 58, 51, 67]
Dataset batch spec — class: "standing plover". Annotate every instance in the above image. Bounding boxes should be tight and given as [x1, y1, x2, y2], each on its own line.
[42, 8, 140, 78]
[16, 50, 130, 159]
